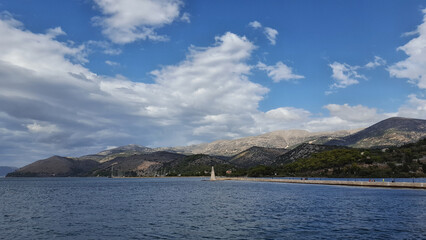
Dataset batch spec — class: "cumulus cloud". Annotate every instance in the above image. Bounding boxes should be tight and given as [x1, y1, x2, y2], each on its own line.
[328, 56, 387, 93]
[1, 13, 418, 167]
[264, 27, 278, 45]
[365, 56, 386, 69]
[86, 40, 122, 55]
[92, 0, 185, 44]
[257, 61, 304, 82]
[247, 107, 313, 134]
[105, 60, 119, 66]
[0, 11, 23, 28]
[249, 21, 262, 29]
[264, 107, 310, 123]
[397, 94, 426, 119]
[324, 104, 384, 122]
[329, 62, 365, 89]
[388, 8, 426, 89]
[0, 15, 132, 165]
[0, 15, 277, 166]
[46, 27, 66, 38]
[103, 32, 269, 139]
[307, 104, 394, 132]
[249, 21, 278, 45]
[180, 12, 190, 23]
[26, 122, 59, 134]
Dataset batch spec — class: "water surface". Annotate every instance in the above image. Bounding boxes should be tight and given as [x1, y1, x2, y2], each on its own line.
[1, 177, 425, 239]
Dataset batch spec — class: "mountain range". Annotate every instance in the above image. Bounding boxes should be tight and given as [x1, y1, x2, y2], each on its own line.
[162, 129, 360, 156]
[324, 117, 426, 148]
[7, 117, 426, 178]
[0, 166, 18, 177]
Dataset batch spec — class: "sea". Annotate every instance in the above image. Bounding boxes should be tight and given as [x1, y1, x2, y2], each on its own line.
[0, 177, 425, 240]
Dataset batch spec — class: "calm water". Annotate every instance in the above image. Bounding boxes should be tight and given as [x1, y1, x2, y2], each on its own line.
[0, 178, 425, 240]
[270, 177, 426, 183]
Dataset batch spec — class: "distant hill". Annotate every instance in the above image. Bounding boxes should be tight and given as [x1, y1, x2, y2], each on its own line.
[77, 144, 156, 163]
[165, 129, 358, 156]
[325, 117, 426, 148]
[93, 151, 186, 177]
[230, 146, 288, 168]
[159, 154, 231, 176]
[97, 144, 155, 156]
[7, 156, 99, 177]
[0, 166, 18, 177]
[275, 143, 347, 166]
[276, 138, 426, 178]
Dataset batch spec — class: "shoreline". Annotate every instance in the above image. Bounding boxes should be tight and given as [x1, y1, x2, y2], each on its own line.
[216, 177, 426, 189]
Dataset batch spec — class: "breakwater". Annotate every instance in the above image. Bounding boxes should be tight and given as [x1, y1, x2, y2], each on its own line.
[217, 177, 426, 189]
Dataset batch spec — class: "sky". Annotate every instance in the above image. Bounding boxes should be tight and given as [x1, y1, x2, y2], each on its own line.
[1, 0, 426, 167]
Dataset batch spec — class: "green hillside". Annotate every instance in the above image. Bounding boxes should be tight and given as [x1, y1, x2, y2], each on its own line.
[245, 138, 426, 178]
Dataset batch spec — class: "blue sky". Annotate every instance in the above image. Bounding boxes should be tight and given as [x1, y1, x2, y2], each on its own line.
[1, 0, 426, 166]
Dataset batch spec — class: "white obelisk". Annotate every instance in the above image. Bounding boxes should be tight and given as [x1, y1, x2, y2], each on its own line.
[210, 166, 216, 181]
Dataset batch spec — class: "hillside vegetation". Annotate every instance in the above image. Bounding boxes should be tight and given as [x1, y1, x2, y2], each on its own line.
[242, 139, 426, 178]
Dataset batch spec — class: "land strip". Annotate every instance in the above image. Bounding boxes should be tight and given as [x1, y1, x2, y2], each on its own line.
[217, 177, 426, 189]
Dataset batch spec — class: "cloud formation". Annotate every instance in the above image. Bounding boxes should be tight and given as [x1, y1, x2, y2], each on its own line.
[249, 21, 262, 29]
[324, 104, 388, 123]
[365, 56, 386, 69]
[0, 14, 129, 165]
[398, 94, 426, 119]
[105, 60, 119, 66]
[0, 15, 278, 165]
[264, 27, 278, 45]
[329, 62, 365, 89]
[249, 20, 278, 45]
[1, 13, 424, 167]
[257, 61, 304, 82]
[388, 8, 426, 89]
[306, 104, 395, 132]
[92, 0, 186, 44]
[102, 32, 269, 140]
[328, 56, 387, 93]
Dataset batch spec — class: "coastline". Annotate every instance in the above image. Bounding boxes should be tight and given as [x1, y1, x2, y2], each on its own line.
[217, 177, 426, 190]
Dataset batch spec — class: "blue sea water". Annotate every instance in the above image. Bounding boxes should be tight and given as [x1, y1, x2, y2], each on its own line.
[269, 177, 426, 183]
[0, 177, 425, 240]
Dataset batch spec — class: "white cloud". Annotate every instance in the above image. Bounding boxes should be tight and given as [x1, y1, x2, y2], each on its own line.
[249, 21, 278, 45]
[328, 56, 387, 93]
[307, 104, 394, 132]
[264, 27, 278, 45]
[102, 32, 269, 139]
[245, 107, 313, 134]
[0, 11, 23, 28]
[397, 94, 426, 119]
[0, 16, 91, 77]
[46, 27, 66, 38]
[324, 104, 383, 122]
[388, 8, 426, 89]
[86, 40, 122, 55]
[1, 13, 421, 167]
[105, 60, 119, 66]
[0, 15, 128, 165]
[0, 15, 276, 165]
[365, 56, 386, 69]
[180, 12, 190, 23]
[26, 122, 59, 134]
[257, 61, 304, 82]
[249, 21, 262, 29]
[306, 116, 350, 132]
[265, 107, 311, 122]
[329, 62, 365, 89]
[92, 0, 185, 44]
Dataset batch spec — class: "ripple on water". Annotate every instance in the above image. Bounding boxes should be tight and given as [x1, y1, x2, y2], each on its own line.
[0, 177, 425, 239]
